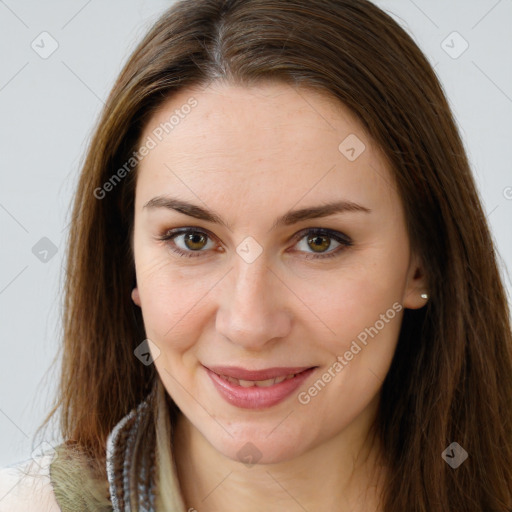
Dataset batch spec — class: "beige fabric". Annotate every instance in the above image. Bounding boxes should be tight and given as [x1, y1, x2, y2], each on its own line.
[0, 454, 61, 512]
[49, 446, 112, 512]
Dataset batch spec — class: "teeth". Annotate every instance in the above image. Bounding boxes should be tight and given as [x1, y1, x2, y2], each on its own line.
[239, 379, 256, 387]
[219, 373, 298, 387]
[254, 378, 277, 387]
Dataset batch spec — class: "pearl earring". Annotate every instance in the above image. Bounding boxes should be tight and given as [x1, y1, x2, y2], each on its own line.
[420, 292, 429, 300]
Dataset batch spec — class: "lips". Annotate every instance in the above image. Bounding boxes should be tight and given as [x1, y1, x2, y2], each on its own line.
[203, 365, 317, 409]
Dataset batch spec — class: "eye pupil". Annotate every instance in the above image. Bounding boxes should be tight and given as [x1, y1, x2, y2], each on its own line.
[185, 232, 207, 250]
[308, 234, 330, 253]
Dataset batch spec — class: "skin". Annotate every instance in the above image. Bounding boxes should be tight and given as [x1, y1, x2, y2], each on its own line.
[131, 81, 428, 512]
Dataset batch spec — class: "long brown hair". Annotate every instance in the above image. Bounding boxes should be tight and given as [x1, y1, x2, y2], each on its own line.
[37, 0, 512, 510]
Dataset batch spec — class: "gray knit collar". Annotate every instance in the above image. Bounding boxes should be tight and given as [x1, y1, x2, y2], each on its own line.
[105, 391, 156, 511]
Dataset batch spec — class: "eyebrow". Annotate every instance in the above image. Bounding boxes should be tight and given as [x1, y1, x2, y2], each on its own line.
[143, 196, 371, 231]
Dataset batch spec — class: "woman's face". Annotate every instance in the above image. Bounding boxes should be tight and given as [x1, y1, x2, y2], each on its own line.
[131, 81, 426, 464]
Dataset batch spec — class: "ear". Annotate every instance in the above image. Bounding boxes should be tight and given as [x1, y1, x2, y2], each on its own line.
[131, 287, 141, 307]
[402, 252, 429, 310]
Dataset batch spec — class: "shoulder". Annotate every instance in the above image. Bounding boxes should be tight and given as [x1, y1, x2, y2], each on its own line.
[0, 454, 61, 512]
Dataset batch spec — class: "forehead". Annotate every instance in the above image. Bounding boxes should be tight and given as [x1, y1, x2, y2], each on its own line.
[135, 81, 398, 216]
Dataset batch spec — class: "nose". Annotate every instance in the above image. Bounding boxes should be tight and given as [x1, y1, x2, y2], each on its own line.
[215, 255, 293, 351]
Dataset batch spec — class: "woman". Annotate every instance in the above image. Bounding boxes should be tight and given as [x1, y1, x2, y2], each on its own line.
[1, 0, 511, 510]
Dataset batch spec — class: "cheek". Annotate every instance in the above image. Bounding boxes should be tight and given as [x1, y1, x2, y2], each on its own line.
[135, 254, 216, 348]
[297, 265, 403, 337]
[292, 249, 406, 371]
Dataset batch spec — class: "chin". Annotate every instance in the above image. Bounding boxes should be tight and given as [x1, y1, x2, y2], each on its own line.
[205, 421, 312, 466]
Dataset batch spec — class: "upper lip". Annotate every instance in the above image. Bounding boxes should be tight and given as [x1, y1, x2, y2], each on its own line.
[204, 365, 316, 381]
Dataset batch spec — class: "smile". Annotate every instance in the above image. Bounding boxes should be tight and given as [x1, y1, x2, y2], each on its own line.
[203, 365, 317, 409]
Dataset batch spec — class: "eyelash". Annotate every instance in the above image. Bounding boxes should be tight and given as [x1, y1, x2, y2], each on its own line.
[157, 227, 353, 260]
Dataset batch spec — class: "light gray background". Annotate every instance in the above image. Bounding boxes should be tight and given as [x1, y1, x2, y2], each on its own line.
[1, 0, 511, 467]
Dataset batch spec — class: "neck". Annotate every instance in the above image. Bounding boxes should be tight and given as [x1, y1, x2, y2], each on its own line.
[172, 397, 388, 512]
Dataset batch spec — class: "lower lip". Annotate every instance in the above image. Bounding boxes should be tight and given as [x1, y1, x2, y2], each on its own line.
[204, 366, 316, 409]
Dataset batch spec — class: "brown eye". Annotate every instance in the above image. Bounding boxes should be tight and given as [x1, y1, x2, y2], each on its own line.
[158, 228, 216, 258]
[183, 231, 208, 250]
[307, 234, 332, 253]
[293, 228, 353, 260]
